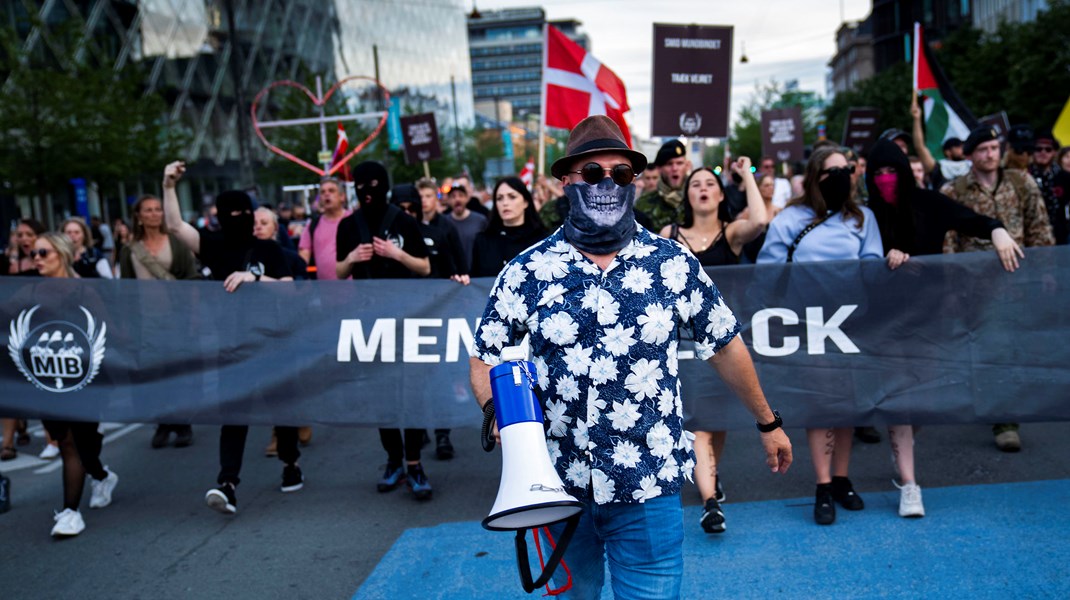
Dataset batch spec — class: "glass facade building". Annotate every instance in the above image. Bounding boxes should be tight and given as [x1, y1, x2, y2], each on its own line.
[1, 0, 474, 224]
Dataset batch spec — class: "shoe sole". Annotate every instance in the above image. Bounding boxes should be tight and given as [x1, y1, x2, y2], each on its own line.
[378, 476, 405, 493]
[51, 528, 84, 537]
[700, 513, 726, 533]
[280, 482, 304, 493]
[899, 508, 925, 518]
[834, 497, 865, 511]
[205, 490, 236, 514]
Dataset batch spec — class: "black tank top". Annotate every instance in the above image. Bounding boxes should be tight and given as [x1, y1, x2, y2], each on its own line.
[671, 223, 739, 267]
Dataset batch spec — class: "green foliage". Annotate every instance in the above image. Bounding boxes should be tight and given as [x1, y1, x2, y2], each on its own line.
[825, 0, 1070, 146]
[729, 80, 825, 162]
[0, 22, 186, 204]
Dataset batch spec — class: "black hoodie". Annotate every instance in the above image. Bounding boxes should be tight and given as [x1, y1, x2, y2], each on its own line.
[199, 190, 290, 280]
[865, 139, 1002, 256]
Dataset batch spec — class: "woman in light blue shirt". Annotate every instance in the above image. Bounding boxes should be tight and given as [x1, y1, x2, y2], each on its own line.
[757, 146, 882, 525]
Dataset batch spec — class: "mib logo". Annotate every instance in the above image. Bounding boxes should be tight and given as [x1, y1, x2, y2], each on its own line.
[679, 112, 703, 135]
[7, 306, 106, 393]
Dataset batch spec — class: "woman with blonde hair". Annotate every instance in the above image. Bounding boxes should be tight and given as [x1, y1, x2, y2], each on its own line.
[61, 217, 113, 279]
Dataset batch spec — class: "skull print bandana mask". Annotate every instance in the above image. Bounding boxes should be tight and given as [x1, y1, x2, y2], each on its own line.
[562, 177, 637, 255]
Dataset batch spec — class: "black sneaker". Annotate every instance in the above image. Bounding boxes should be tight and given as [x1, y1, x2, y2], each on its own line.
[0, 474, 10, 514]
[377, 463, 405, 492]
[408, 464, 432, 501]
[281, 465, 304, 493]
[151, 426, 171, 449]
[830, 476, 864, 511]
[714, 476, 726, 503]
[435, 433, 455, 460]
[700, 497, 725, 533]
[205, 483, 237, 515]
[854, 426, 881, 444]
[814, 484, 835, 525]
[173, 426, 193, 448]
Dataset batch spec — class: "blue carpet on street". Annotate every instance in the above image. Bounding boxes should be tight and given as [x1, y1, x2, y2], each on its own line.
[353, 479, 1069, 599]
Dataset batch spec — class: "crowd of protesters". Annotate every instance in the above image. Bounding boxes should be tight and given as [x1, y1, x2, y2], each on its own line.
[0, 94, 1063, 536]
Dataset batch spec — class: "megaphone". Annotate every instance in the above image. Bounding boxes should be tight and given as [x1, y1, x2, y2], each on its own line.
[482, 345, 583, 593]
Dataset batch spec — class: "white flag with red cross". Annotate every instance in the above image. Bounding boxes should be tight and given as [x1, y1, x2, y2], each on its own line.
[543, 25, 632, 146]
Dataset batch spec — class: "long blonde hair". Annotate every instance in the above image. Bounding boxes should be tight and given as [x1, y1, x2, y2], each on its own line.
[37, 232, 79, 278]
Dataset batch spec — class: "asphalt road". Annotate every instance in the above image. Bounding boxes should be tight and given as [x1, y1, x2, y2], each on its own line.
[1, 420, 1068, 599]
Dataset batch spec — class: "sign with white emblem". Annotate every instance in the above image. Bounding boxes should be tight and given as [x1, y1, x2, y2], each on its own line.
[8, 306, 106, 393]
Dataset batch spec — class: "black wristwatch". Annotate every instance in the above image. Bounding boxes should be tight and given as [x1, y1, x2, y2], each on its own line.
[249, 264, 263, 281]
[756, 410, 783, 433]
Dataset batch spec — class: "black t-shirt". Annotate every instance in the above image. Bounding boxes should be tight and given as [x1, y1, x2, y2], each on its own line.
[420, 215, 468, 278]
[198, 233, 291, 281]
[335, 208, 429, 280]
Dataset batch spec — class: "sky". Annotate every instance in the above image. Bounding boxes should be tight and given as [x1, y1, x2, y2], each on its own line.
[476, 0, 872, 138]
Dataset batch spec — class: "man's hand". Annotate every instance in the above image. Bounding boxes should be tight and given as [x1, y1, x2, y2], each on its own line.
[347, 243, 374, 264]
[760, 429, 792, 474]
[450, 274, 471, 286]
[163, 161, 186, 189]
[372, 237, 400, 260]
[886, 248, 910, 270]
[223, 271, 254, 293]
[991, 228, 1024, 272]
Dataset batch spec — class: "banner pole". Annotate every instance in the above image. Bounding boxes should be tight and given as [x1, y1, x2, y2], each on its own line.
[423, 160, 431, 179]
[538, 23, 549, 177]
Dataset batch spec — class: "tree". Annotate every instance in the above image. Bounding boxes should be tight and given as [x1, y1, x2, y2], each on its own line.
[0, 22, 185, 214]
[824, 64, 912, 147]
[729, 80, 824, 163]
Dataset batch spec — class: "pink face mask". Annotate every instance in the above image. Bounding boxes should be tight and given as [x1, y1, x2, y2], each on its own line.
[874, 172, 898, 206]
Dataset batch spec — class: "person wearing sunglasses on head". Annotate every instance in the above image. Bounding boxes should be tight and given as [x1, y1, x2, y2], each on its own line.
[470, 116, 792, 597]
[757, 146, 883, 526]
[1027, 130, 1067, 245]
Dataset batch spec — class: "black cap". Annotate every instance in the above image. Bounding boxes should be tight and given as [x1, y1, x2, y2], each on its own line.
[1034, 129, 1059, 148]
[963, 125, 1000, 155]
[879, 128, 912, 146]
[654, 139, 687, 166]
[1006, 124, 1035, 153]
[941, 137, 963, 153]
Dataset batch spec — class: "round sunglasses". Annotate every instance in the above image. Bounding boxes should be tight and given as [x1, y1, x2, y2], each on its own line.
[569, 162, 637, 186]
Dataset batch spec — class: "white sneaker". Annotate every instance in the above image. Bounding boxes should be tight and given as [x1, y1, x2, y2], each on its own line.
[51, 508, 85, 537]
[895, 481, 925, 518]
[39, 443, 60, 460]
[89, 468, 118, 508]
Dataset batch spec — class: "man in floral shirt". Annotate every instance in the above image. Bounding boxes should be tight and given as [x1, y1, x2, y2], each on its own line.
[469, 116, 792, 599]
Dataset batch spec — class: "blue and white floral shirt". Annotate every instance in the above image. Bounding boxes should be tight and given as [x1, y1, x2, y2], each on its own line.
[474, 226, 741, 505]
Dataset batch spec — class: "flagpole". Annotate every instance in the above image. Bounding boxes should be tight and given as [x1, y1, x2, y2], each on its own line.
[912, 22, 920, 93]
[537, 22, 549, 178]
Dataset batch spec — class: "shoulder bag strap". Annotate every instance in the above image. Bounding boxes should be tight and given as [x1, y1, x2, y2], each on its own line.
[786, 214, 832, 263]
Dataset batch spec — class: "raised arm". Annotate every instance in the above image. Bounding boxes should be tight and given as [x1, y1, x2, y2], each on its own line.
[161, 161, 200, 255]
[911, 94, 937, 173]
[726, 156, 769, 253]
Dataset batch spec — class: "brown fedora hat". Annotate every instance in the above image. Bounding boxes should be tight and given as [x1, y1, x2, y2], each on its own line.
[550, 115, 648, 179]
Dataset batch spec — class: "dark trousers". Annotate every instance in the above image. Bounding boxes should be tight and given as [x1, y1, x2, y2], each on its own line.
[217, 425, 299, 486]
[43, 420, 107, 480]
[379, 428, 425, 464]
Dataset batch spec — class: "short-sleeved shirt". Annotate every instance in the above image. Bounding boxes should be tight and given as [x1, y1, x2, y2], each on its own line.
[298, 210, 351, 281]
[446, 210, 487, 269]
[335, 209, 429, 280]
[198, 235, 291, 280]
[474, 226, 741, 505]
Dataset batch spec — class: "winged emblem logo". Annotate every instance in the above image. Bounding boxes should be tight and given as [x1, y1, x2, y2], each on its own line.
[7, 305, 106, 393]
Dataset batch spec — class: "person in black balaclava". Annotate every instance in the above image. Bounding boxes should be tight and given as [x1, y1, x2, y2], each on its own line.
[334, 161, 435, 499]
[865, 138, 1022, 268]
[159, 161, 300, 516]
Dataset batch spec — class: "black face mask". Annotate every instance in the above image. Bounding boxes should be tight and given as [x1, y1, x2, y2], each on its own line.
[563, 178, 636, 254]
[818, 169, 852, 214]
[215, 190, 255, 246]
[353, 161, 390, 226]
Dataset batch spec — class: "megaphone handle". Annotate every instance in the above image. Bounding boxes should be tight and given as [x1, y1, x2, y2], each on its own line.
[480, 401, 496, 453]
[515, 514, 581, 593]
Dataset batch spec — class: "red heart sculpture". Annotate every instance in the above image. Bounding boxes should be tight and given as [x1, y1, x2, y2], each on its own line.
[250, 75, 391, 176]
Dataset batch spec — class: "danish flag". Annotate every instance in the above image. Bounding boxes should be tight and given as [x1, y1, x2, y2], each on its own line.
[543, 25, 633, 146]
[331, 122, 350, 180]
[519, 157, 535, 188]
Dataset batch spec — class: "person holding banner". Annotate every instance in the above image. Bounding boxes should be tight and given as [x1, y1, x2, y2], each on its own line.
[471, 116, 791, 597]
[161, 161, 301, 515]
[758, 146, 882, 525]
[659, 156, 768, 534]
[29, 233, 119, 536]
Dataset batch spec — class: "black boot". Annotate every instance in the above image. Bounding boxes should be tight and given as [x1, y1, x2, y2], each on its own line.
[173, 425, 193, 448]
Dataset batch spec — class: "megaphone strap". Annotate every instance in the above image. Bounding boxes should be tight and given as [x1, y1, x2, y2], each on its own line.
[533, 526, 573, 596]
[480, 401, 497, 453]
[515, 513, 581, 594]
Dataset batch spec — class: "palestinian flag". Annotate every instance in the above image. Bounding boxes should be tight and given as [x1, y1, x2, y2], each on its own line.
[913, 22, 975, 157]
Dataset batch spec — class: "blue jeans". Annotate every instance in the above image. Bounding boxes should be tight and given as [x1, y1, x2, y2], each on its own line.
[544, 494, 683, 600]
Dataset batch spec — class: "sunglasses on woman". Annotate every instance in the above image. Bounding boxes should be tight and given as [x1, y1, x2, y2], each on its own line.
[29, 248, 52, 258]
[570, 162, 637, 186]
